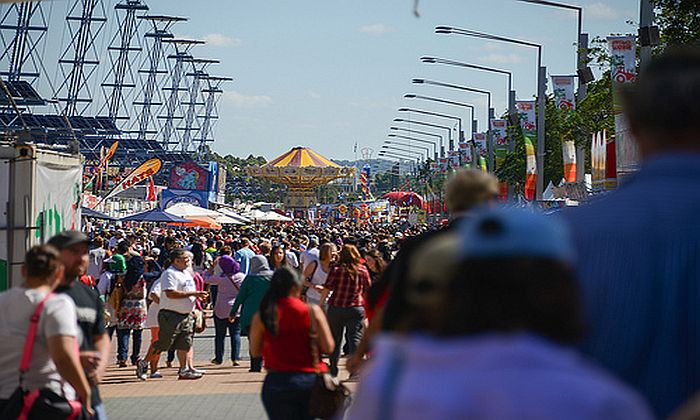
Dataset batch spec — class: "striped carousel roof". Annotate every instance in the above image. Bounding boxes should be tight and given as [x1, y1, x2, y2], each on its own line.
[264, 146, 340, 168]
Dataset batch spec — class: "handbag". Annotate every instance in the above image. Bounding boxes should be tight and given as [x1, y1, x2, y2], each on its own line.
[193, 309, 207, 334]
[1, 293, 85, 420]
[307, 304, 350, 419]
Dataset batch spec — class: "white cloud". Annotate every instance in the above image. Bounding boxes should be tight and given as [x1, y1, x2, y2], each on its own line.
[587, 2, 619, 20]
[222, 90, 272, 108]
[203, 33, 242, 47]
[306, 90, 321, 99]
[477, 53, 524, 65]
[359, 23, 394, 36]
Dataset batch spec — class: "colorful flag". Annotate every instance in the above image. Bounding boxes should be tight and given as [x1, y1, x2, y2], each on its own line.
[94, 158, 162, 207]
[525, 137, 536, 200]
[146, 176, 157, 201]
[608, 36, 637, 85]
[458, 141, 472, 165]
[551, 76, 576, 110]
[562, 140, 577, 183]
[515, 100, 536, 133]
[360, 164, 372, 199]
[478, 155, 488, 172]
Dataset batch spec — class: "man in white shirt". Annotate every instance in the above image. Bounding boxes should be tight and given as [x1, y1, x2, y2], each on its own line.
[299, 236, 319, 272]
[136, 249, 208, 381]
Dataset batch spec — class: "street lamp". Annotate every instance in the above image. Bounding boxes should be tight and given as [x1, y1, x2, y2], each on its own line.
[386, 140, 431, 159]
[435, 25, 546, 199]
[388, 134, 438, 159]
[403, 94, 477, 140]
[420, 57, 515, 147]
[382, 144, 426, 160]
[397, 107, 461, 150]
[393, 118, 452, 158]
[379, 151, 418, 175]
[413, 78, 494, 170]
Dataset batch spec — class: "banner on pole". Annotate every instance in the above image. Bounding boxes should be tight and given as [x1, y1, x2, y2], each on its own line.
[516, 100, 536, 133]
[490, 119, 508, 170]
[473, 132, 488, 158]
[458, 141, 472, 165]
[608, 36, 639, 179]
[551, 76, 576, 110]
[96, 158, 162, 207]
[525, 137, 537, 200]
[608, 36, 637, 85]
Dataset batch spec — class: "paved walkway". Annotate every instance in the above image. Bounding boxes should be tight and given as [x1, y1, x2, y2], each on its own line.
[101, 321, 352, 420]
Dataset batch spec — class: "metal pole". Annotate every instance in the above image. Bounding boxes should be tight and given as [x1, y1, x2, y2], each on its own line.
[639, 0, 654, 68]
[576, 31, 588, 182]
[536, 55, 546, 200]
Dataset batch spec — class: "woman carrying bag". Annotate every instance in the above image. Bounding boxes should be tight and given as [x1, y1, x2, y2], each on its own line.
[0, 245, 93, 418]
[249, 267, 334, 420]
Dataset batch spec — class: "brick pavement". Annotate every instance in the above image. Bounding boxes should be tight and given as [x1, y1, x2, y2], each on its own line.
[101, 321, 353, 420]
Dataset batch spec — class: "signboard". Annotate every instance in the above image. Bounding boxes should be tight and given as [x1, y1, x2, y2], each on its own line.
[473, 133, 488, 157]
[490, 119, 508, 170]
[170, 161, 209, 191]
[96, 158, 162, 206]
[551, 76, 576, 110]
[161, 189, 209, 209]
[608, 35, 639, 179]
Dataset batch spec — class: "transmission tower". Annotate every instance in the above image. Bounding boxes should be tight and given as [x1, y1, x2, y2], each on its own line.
[0, 2, 49, 85]
[98, 0, 148, 128]
[177, 57, 217, 152]
[54, 0, 109, 116]
[195, 75, 231, 158]
[158, 38, 202, 150]
[131, 14, 185, 141]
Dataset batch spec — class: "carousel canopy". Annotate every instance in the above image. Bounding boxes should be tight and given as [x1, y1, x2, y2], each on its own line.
[264, 146, 340, 168]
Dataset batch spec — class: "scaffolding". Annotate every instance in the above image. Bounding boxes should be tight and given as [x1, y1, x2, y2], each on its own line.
[177, 57, 216, 153]
[98, 0, 148, 128]
[53, 0, 108, 116]
[131, 14, 185, 142]
[195, 74, 231, 159]
[0, 2, 49, 85]
[158, 37, 202, 150]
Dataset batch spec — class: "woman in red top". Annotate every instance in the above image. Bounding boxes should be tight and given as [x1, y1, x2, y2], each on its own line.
[250, 267, 334, 420]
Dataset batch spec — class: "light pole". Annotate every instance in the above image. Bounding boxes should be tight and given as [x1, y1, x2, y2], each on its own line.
[382, 144, 427, 161]
[420, 57, 515, 148]
[397, 107, 461, 150]
[388, 133, 437, 160]
[403, 94, 477, 141]
[379, 152, 418, 177]
[393, 118, 452, 158]
[436, 26, 546, 199]
[413, 78, 494, 171]
[386, 140, 431, 159]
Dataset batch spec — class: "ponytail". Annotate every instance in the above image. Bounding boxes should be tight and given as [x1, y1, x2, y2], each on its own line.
[259, 267, 303, 336]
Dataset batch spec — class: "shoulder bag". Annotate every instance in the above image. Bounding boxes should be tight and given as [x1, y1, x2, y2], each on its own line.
[1, 293, 86, 420]
[307, 304, 350, 419]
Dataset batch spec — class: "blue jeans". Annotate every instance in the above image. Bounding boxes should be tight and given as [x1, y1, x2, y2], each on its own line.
[261, 372, 316, 420]
[116, 328, 142, 364]
[213, 315, 241, 362]
[92, 402, 108, 420]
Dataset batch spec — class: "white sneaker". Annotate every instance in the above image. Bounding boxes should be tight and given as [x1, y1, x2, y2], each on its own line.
[189, 367, 206, 375]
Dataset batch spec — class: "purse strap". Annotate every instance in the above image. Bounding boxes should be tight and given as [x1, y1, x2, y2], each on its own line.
[227, 274, 240, 291]
[19, 292, 54, 386]
[307, 304, 321, 374]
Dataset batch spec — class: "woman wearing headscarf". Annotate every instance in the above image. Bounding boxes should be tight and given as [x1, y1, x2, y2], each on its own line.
[249, 267, 334, 420]
[204, 253, 245, 366]
[229, 255, 274, 372]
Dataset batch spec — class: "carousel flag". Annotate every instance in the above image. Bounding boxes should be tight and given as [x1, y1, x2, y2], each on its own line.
[551, 76, 576, 110]
[525, 136, 537, 200]
[95, 158, 162, 207]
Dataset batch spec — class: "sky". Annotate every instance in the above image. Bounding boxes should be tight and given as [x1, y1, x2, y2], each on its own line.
[9, 0, 640, 161]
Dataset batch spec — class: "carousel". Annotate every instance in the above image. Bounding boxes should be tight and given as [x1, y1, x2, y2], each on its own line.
[247, 146, 355, 210]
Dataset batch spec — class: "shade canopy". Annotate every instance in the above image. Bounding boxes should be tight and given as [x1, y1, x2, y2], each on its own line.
[121, 208, 190, 223]
[165, 202, 221, 218]
[264, 146, 340, 168]
[217, 207, 252, 224]
[243, 209, 293, 223]
[170, 216, 222, 229]
[81, 207, 116, 220]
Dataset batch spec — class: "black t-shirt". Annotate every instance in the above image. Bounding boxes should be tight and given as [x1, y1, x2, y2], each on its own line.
[56, 279, 106, 406]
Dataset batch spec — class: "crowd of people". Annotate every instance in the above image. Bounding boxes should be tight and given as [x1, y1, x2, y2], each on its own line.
[0, 48, 699, 419]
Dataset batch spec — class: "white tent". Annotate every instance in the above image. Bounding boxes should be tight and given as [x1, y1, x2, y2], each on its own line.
[217, 207, 252, 224]
[243, 209, 292, 223]
[165, 203, 221, 218]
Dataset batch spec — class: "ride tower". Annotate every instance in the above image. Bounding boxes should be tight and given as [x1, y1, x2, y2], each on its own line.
[195, 74, 231, 160]
[177, 57, 217, 153]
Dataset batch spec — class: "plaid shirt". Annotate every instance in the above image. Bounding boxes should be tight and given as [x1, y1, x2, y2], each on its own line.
[325, 264, 371, 307]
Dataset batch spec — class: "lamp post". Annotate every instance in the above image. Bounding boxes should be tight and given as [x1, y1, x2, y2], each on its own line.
[393, 118, 452, 158]
[515, 0, 590, 181]
[386, 140, 431, 159]
[382, 144, 427, 161]
[379, 151, 418, 176]
[420, 57, 515, 149]
[413, 78, 494, 171]
[390, 126, 444, 159]
[397, 107, 461, 150]
[403, 94, 477, 141]
[436, 26, 546, 200]
[388, 134, 437, 160]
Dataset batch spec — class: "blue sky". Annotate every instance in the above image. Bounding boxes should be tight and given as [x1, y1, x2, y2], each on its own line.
[25, 0, 639, 161]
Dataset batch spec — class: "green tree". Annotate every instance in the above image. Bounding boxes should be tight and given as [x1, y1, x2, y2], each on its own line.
[652, 0, 700, 50]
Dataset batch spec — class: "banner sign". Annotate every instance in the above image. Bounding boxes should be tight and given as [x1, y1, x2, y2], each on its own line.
[473, 133, 488, 158]
[608, 35, 639, 180]
[525, 137, 536, 200]
[551, 76, 576, 110]
[36, 161, 82, 236]
[161, 189, 208, 209]
[515, 100, 536, 132]
[96, 158, 162, 206]
[490, 119, 508, 170]
[170, 161, 209, 191]
[448, 150, 460, 167]
[608, 36, 636, 85]
[458, 141, 473, 165]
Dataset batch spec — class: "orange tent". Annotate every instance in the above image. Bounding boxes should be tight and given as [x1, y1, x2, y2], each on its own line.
[169, 216, 222, 230]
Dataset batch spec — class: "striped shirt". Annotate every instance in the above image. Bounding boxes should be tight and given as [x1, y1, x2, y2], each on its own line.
[325, 264, 371, 307]
[560, 153, 700, 418]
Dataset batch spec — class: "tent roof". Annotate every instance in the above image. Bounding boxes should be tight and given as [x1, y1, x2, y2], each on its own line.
[264, 146, 339, 168]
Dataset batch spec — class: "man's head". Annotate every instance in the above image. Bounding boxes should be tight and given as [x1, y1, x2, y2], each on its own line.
[622, 47, 700, 158]
[168, 248, 190, 271]
[47, 230, 89, 282]
[444, 168, 499, 215]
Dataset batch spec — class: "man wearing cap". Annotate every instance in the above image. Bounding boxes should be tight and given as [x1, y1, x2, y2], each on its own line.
[49, 231, 110, 420]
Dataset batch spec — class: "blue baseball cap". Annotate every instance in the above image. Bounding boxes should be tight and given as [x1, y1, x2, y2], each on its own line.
[458, 207, 574, 263]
